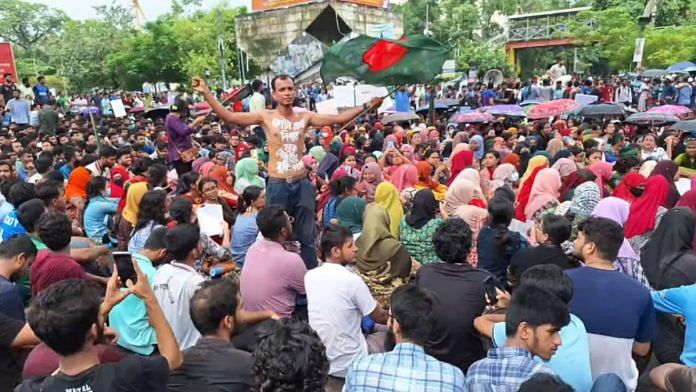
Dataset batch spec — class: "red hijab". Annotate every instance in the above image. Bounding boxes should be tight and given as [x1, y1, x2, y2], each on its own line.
[624, 176, 669, 238]
[514, 165, 545, 221]
[612, 172, 646, 204]
[448, 150, 474, 186]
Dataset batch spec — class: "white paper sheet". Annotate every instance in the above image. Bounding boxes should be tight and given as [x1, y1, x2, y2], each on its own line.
[196, 204, 224, 237]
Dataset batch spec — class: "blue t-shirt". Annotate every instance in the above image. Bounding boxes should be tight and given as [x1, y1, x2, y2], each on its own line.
[0, 276, 25, 321]
[492, 314, 593, 392]
[652, 284, 696, 366]
[566, 267, 656, 390]
[0, 211, 26, 241]
[232, 214, 259, 268]
[394, 90, 411, 112]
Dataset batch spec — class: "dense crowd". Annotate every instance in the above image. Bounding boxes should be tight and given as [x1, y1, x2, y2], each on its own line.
[0, 68, 694, 392]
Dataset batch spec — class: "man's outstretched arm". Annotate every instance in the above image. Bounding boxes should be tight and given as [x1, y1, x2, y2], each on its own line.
[192, 77, 263, 127]
[308, 97, 383, 127]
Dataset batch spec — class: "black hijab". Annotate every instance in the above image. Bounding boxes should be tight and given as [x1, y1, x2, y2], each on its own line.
[641, 207, 696, 289]
[405, 189, 439, 229]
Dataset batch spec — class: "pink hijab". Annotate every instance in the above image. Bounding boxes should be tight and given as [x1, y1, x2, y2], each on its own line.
[524, 168, 561, 220]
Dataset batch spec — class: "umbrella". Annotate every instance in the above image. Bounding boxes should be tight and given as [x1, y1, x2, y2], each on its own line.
[480, 104, 526, 117]
[448, 112, 495, 124]
[144, 107, 170, 119]
[648, 105, 693, 117]
[382, 111, 420, 124]
[624, 112, 679, 125]
[670, 120, 696, 132]
[640, 69, 668, 78]
[416, 103, 449, 113]
[527, 99, 579, 120]
[578, 103, 626, 118]
[667, 61, 696, 73]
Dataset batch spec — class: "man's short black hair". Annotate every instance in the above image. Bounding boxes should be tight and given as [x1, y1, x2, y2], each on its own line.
[256, 206, 288, 240]
[36, 212, 72, 251]
[100, 146, 117, 158]
[320, 225, 353, 258]
[27, 279, 103, 356]
[432, 218, 472, 263]
[165, 224, 200, 261]
[17, 199, 46, 233]
[540, 214, 571, 246]
[390, 284, 439, 345]
[190, 278, 239, 336]
[505, 284, 570, 337]
[518, 373, 574, 392]
[35, 180, 62, 207]
[143, 226, 168, 251]
[251, 320, 329, 391]
[271, 74, 294, 91]
[8, 182, 36, 207]
[520, 265, 573, 304]
[578, 217, 624, 261]
[0, 234, 37, 260]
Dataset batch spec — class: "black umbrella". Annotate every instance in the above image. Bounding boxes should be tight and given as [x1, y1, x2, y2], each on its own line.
[671, 120, 696, 132]
[624, 112, 679, 125]
[578, 103, 626, 118]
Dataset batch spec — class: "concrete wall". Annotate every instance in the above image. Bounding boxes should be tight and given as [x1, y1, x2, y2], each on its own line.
[236, 0, 403, 70]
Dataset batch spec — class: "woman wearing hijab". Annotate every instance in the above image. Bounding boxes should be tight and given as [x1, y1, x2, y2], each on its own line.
[356, 205, 412, 306]
[551, 157, 577, 181]
[640, 208, 696, 290]
[233, 158, 265, 194]
[489, 163, 519, 198]
[374, 182, 404, 240]
[649, 160, 681, 208]
[448, 149, 474, 186]
[335, 196, 367, 239]
[469, 134, 485, 161]
[558, 169, 596, 202]
[524, 168, 561, 221]
[588, 161, 613, 197]
[612, 172, 646, 204]
[116, 181, 149, 251]
[518, 155, 549, 191]
[356, 162, 383, 203]
[592, 197, 650, 289]
[625, 175, 670, 255]
[415, 161, 447, 201]
[399, 189, 444, 265]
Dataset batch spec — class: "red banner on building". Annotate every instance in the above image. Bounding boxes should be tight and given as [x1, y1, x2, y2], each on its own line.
[0, 42, 17, 84]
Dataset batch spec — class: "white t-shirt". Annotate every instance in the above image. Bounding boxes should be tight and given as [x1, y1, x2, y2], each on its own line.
[305, 262, 377, 377]
[152, 262, 205, 350]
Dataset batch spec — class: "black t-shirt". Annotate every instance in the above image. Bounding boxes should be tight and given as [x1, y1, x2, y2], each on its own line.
[415, 263, 490, 373]
[0, 313, 25, 392]
[16, 355, 169, 392]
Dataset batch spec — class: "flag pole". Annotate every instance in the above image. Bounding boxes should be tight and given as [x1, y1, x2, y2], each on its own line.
[335, 85, 401, 133]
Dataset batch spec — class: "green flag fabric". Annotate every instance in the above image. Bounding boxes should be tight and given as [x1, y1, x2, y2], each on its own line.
[320, 35, 449, 86]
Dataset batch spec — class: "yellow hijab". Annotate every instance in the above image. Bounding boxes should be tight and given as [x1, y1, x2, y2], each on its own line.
[122, 182, 149, 225]
[519, 155, 549, 191]
[374, 182, 404, 240]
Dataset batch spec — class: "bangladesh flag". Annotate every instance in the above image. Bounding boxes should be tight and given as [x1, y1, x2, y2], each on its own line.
[320, 35, 449, 86]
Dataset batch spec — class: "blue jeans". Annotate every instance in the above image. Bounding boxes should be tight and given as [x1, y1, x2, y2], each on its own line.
[266, 177, 317, 269]
[590, 373, 627, 392]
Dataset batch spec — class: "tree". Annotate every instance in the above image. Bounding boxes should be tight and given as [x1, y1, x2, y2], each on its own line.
[0, 0, 67, 51]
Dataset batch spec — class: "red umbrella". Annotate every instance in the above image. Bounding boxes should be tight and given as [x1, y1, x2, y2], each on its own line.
[449, 112, 495, 124]
[527, 99, 580, 120]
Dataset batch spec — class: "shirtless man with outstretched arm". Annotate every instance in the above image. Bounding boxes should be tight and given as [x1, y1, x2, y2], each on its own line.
[192, 74, 383, 269]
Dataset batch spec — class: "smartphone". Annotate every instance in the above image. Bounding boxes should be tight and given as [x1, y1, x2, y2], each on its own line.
[113, 252, 137, 287]
[484, 276, 499, 306]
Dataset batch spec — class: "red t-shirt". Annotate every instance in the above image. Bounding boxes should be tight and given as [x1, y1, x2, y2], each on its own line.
[30, 250, 87, 297]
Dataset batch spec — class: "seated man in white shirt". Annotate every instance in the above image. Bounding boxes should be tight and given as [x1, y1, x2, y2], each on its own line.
[153, 224, 205, 350]
[304, 225, 389, 386]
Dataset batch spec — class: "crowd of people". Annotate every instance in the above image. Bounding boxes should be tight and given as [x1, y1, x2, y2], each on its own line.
[0, 67, 694, 392]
